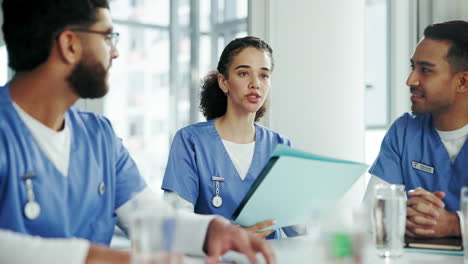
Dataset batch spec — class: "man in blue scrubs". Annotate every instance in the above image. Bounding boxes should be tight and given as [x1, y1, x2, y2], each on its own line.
[367, 20, 468, 238]
[0, 1, 276, 263]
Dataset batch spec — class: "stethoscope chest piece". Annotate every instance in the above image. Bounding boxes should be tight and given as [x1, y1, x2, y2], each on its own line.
[24, 200, 41, 220]
[22, 173, 41, 220]
[212, 195, 223, 208]
[211, 176, 224, 208]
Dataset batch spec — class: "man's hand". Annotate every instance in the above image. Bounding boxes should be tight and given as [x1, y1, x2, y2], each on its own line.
[203, 217, 276, 264]
[244, 220, 277, 239]
[406, 188, 460, 237]
[85, 244, 130, 264]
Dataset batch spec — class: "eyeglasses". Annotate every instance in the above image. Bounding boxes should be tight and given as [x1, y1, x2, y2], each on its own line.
[70, 28, 120, 49]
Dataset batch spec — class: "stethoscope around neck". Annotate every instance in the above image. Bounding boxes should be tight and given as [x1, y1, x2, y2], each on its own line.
[22, 173, 41, 220]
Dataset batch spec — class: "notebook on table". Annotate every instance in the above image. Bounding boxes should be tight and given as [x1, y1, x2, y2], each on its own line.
[405, 235, 463, 251]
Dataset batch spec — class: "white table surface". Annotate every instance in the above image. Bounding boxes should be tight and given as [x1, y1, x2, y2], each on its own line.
[184, 237, 464, 264]
[113, 235, 463, 264]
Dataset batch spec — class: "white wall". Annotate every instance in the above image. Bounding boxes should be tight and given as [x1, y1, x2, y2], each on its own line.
[419, 0, 468, 33]
[388, 0, 415, 121]
[251, 0, 366, 162]
[433, 0, 468, 21]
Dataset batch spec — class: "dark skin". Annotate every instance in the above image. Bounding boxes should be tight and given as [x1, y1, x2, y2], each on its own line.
[406, 188, 460, 238]
[85, 245, 130, 264]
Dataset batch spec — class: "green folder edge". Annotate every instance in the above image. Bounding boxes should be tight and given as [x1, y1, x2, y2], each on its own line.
[232, 144, 367, 225]
[271, 144, 364, 165]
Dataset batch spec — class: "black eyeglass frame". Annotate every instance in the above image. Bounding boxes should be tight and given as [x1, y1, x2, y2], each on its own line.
[69, 28, 120, 48]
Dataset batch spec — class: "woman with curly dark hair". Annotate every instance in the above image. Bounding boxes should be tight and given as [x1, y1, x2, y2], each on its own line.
[162, 36, 298, 239]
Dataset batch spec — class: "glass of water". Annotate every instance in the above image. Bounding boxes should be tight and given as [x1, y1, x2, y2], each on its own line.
[461, 187, 468, 264]
[130, 196, 183, 264]
[371, 184, 406, 257]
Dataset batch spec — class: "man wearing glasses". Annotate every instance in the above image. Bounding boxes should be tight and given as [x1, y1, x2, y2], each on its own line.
[0, 1, 276, 264]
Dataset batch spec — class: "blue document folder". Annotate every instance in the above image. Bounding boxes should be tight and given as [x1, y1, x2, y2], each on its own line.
[232, 145, 368, 230]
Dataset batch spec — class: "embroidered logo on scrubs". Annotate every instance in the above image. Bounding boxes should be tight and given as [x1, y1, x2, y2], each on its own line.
[411, 161, 434, 174]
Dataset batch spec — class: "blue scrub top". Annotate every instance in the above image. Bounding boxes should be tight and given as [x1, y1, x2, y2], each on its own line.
[0, 84, 146, 244]
[369, 112, 468, 211]
[162, 119, 291, 239]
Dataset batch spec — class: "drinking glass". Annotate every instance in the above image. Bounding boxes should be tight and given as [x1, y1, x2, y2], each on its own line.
[461, 187, 468, 264]
[130, 195, 183, 264]
[371, 184, 406, 257]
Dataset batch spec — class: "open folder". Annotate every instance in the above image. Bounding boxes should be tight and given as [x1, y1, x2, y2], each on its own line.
[232, 145, 368, 230]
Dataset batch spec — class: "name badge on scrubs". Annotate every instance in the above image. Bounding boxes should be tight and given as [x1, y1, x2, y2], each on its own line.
[411, 161, 434, 174]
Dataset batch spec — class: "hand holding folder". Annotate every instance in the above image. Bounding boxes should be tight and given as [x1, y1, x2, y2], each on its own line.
[232, 145, 368, 231]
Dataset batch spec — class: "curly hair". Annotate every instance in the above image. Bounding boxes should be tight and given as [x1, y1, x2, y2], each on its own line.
[199, 36, 274, 121]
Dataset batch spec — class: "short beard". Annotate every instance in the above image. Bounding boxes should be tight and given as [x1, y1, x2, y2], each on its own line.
[67, 57, 108, 99]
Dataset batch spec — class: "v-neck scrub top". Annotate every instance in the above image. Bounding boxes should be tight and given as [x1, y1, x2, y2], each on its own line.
[0, 84, 146, 244]
[162, 119, 291, 238]
[369, 112, 468, 212]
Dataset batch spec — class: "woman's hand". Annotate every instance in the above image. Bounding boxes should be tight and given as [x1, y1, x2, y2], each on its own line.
[244, 220, 277, 238]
